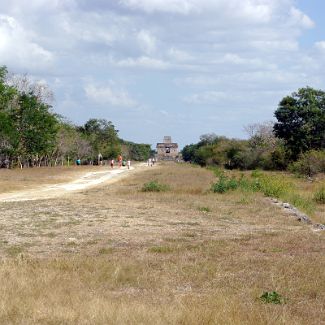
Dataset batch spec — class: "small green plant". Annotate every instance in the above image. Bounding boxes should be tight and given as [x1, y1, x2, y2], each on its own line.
[227, 178, 239, 190]
[99, 247, 113, 254]
[251, 169, 263, 178]
[314, 186, 325, 204]
[141, 180, 170, 192]
[211, 175, 239, 193]
[260, 291, 285, 304]
[198, 206, 211, 212]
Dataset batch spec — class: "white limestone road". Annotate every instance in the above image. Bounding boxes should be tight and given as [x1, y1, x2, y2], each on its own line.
[0, 166, 138, 202]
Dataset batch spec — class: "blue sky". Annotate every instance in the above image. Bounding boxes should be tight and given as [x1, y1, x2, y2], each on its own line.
[1, 0, 324, 148]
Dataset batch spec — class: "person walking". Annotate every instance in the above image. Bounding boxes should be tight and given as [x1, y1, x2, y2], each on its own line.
[127, 160, 131, 169]
[110, 159, 114, 168]
[118, 155, 122, 168]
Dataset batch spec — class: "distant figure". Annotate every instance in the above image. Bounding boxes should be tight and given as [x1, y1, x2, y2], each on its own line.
[147, 158, 152, 166]
[110, 159, 114, 168]
[127, 160, 131, 169]
[76, 158, 81, 166]
[118, 155, 122, 168]
[152, 157, 156, 165]
[98, 153, 103, 166]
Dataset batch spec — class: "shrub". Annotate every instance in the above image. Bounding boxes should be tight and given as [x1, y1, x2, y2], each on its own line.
[198, 206, 211, 212]
[259, 175, 292, 198]
[314, 187, 325, 204]
[260, 291, 285, 304]
[211, 175, 239, 193]
[211, 176, 228, 193]
[289, 150, 325, 177]
[141, 180, 169, 192]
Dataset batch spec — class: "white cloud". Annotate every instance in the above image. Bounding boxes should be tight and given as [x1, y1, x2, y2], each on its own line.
[184, 91, 227, 104]
[250, 39, 298, 51]
[0, 0, 76, 14]
[137, 29, 156, 54]
[119, 0, 286, 24]
[85, 83, 137, 107]
[0, 15, 53, 71]
[167, 47, 193, 61]
[289, 7, 314, 29]
[119, 0, 195, 14]
[60, 14, 119, 45]
[315, 41, 325, 52]
[116, 56, 170, 69]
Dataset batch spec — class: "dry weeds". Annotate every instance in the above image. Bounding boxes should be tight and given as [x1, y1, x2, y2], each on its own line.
[0, 163, 324, 324]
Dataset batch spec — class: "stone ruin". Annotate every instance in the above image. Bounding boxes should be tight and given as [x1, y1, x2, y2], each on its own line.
[156, 136, 179, 161]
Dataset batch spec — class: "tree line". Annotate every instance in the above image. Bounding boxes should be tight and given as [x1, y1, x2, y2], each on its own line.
[182, 87, 325, 176]
[0, 66, 151, 168]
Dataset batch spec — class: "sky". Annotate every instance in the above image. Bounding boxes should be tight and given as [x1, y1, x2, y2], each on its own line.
[0, 0, 325, 148]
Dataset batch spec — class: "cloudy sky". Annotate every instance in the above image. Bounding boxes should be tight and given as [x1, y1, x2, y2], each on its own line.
[1, 0, 325, 148]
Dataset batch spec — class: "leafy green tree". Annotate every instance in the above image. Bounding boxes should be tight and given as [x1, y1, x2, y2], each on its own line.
[13, 93, 59, 163]
[274, 87, 325, 159]
[0, 111, 18, 157]
[122, 141, 151, 161]
[181, 143, 198, 162]
[53, 121, 91, 164]
[80, 118, 121, 159]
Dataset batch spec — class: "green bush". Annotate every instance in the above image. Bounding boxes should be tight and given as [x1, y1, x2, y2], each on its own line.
[260, 291, 285, 304]
[141, 180, 170, 192]
[289, 150, 325, 177]
[314, 187, 325, 204]
[198, 206, 211, 212]
[259, 175, 292, 198]
[211, 175, 239, 193]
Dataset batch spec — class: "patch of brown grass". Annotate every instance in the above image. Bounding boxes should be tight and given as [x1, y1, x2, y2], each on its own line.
[0, 163, 324, 324]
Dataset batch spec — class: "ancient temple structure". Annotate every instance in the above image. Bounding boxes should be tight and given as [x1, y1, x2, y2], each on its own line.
[156, 136, 179, 161]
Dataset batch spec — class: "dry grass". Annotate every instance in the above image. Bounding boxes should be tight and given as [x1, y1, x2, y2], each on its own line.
[0, 163, 324, 324]
[0, 165, 106, 194]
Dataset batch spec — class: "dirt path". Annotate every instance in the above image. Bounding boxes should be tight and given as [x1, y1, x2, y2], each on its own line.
[0, 165, 142, 202]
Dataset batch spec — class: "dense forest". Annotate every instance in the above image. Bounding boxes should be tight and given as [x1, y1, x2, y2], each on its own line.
[181, 87, 325, 176]
[0, 66, 152, 168]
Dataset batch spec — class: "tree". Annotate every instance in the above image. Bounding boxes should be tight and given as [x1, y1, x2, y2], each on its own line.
[12, 93, 59, 165]
[274, 87, 325, 159]
[80, 118, 121, 159]
[121, 141, 151, 161]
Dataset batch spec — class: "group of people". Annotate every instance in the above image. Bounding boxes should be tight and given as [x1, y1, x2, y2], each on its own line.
[75, 154, 131, 169]
[110, 155, 131, 169]
[147, 157, 156, 166]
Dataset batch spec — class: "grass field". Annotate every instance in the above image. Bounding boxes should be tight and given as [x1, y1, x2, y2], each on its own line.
[0, 163, 324, 324]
